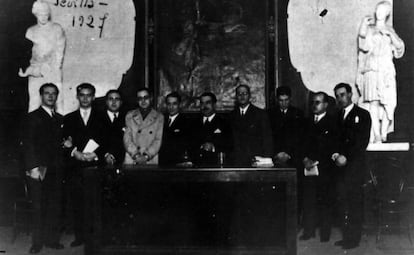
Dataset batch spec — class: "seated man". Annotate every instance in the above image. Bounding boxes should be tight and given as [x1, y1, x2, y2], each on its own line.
[229, 84, 273, 166]
[100, 90, 126, 165]
[190, 92, 232, 166]
[124, 88, 164, 164]
[159, 92, 191, 166]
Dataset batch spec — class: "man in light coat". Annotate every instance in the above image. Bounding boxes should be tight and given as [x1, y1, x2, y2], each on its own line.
[123, 88, 164, 164]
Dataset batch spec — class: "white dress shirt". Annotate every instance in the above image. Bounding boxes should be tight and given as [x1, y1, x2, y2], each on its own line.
[343, 103, 354, 120]
[80, 108, 91, 125]
[107, 110, 119, 123]
[168, 113, 179, 126]
[203, 113, 216, 124]
[239, 104, 250, 116]
[41, 105, 54, 117]
[314, 112, 326, 123]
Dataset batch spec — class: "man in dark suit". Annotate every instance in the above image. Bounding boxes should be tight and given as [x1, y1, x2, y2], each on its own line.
[229, 84, 273, 166]
[191, 92, 232, 166]
[300, 92, 338, 242]
[159, 92, 190, 166]
[63, 83, 103, 247]
[23, 83, 65, 253]
[100, 90, 125, 165]
[332, 83, 371, 250]
[268, 86, 304, 164]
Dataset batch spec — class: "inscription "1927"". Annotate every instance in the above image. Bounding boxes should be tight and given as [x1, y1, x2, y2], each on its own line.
[72, 13, 109, 38]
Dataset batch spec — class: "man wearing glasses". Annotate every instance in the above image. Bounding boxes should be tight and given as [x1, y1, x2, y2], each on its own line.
[123, 88, 164, 165]
[300, 92, 338, 243]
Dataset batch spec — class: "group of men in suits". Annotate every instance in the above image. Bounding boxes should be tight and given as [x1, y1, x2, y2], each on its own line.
[23, 80, 371, 253]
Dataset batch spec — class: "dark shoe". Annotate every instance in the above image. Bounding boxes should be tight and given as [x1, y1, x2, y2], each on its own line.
[70, 239, 84, 247]
[299, 233, 315, 241]
[342, 241, 359, 250]
[45, 242, 64, 249]
[334, 240, 345, 246]
[29, 244, 42, 254]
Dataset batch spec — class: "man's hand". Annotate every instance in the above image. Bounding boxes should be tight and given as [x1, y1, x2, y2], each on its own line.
[84, 152, 98, 162]
[200, 142, 215, 152]
[27, 167, 41, 180]
[105, 153, 116, 165]
[62, 136, 73, 148]
[73, 150, 86, 161]
[303, 157, 315, 170]
[275, 152, 291, 163]
[133, 154, 147, 165]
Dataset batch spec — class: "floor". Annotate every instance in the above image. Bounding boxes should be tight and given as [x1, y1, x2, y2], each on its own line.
[0, 227, 413, 255]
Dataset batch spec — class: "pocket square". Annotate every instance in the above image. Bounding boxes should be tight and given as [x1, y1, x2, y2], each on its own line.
[214, 129, 222, 134]
[355, 116, 359, 123]
[122, 127, 126, 132]
[174, 129, 181, 133]
[324, 130, 329, 134]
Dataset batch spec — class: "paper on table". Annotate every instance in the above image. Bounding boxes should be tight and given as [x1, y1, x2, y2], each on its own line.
[83, 139, 99, 153]
[304, 161, 319, 176]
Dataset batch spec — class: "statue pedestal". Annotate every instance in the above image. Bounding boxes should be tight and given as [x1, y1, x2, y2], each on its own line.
[367, 142, 410, 151]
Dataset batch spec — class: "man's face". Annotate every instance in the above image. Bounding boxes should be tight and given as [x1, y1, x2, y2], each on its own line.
[236, 87, 250, 107]
[137, 90, 151, 110]
[334, 87, 352, 109]
[41, 86, 58, 108]
[166, 96, 180, 116]
[312, 94, 328, 115]
[200, 95, 215, 117]
[77, 88, 95, 109]
[277, 94, 290, 110]
[106, 92, 122, 113]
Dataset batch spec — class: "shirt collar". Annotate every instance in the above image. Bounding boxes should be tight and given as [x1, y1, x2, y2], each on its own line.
[80, 107, 91, 114]
[343, 103, 354, 119]
[203, 113, 216, 123]
[169, 113, 179, 124]
[239, 104, 250, 113]
[107, 110, 119, 121]
[41, 105, 54, 117]
[315, 112, 326, 122]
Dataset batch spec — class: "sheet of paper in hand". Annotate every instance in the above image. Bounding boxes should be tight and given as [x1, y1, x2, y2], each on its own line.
[83, 139, 99, 153]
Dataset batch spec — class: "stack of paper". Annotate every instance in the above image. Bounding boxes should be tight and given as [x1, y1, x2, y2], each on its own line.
[252, 156, 274, 167]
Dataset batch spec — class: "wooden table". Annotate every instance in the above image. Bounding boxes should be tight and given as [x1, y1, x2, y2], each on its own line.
[83, 165, 297, 255]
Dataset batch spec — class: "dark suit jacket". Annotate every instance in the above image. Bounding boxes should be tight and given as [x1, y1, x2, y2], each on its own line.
[230, 104, 273, 166]
[302, 114, 338, 181]
[159, 113, 191, 166]
[99, 111, 126, 165]
[23, 107, 64, 176]
[337, 105, 371, 182]
[191, 114, 232, 166]
[268, 106, 304, 161]
[63, 108, 104, 170]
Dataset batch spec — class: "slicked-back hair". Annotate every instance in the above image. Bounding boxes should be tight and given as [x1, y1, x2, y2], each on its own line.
[334, 83, 352, 93]
[105, 89, 122, 100]
[137, 87, 152, 97]
[314, 91, 329, 103]
[236, 84, 251, 95]
[39, 83, 59, 95]
[76, 83, 96, 95]
[276, 86, 292, 97]
[165, 92, 181, 103]
[200, 92, 217, 104]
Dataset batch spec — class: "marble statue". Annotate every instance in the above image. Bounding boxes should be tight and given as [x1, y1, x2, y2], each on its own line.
[356, 1, 404, 143]
[18, 0, 66, 113]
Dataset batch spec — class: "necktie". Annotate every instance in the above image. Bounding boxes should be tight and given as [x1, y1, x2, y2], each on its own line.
[314, 115, 318, 123]
[203, 117, 209, 125]
[241, 109, 244, 117]
[82, 111, 88, 125]
[113, 113, 118, 122]
[51, 109, 56, 118]
[168, 117, 172, 127]
[341, 109, 346, 121]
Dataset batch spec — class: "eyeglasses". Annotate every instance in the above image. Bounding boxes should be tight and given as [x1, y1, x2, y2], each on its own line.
[312, 100, 323, 105]
[137, 96, 150, 101]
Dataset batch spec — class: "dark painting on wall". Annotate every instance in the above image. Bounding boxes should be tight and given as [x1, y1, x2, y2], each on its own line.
[156, 0, 267, 112]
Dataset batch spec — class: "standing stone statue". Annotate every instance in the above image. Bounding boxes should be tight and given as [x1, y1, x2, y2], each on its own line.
[356, 1, 404, 143]
[19, 0, 66, 113]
